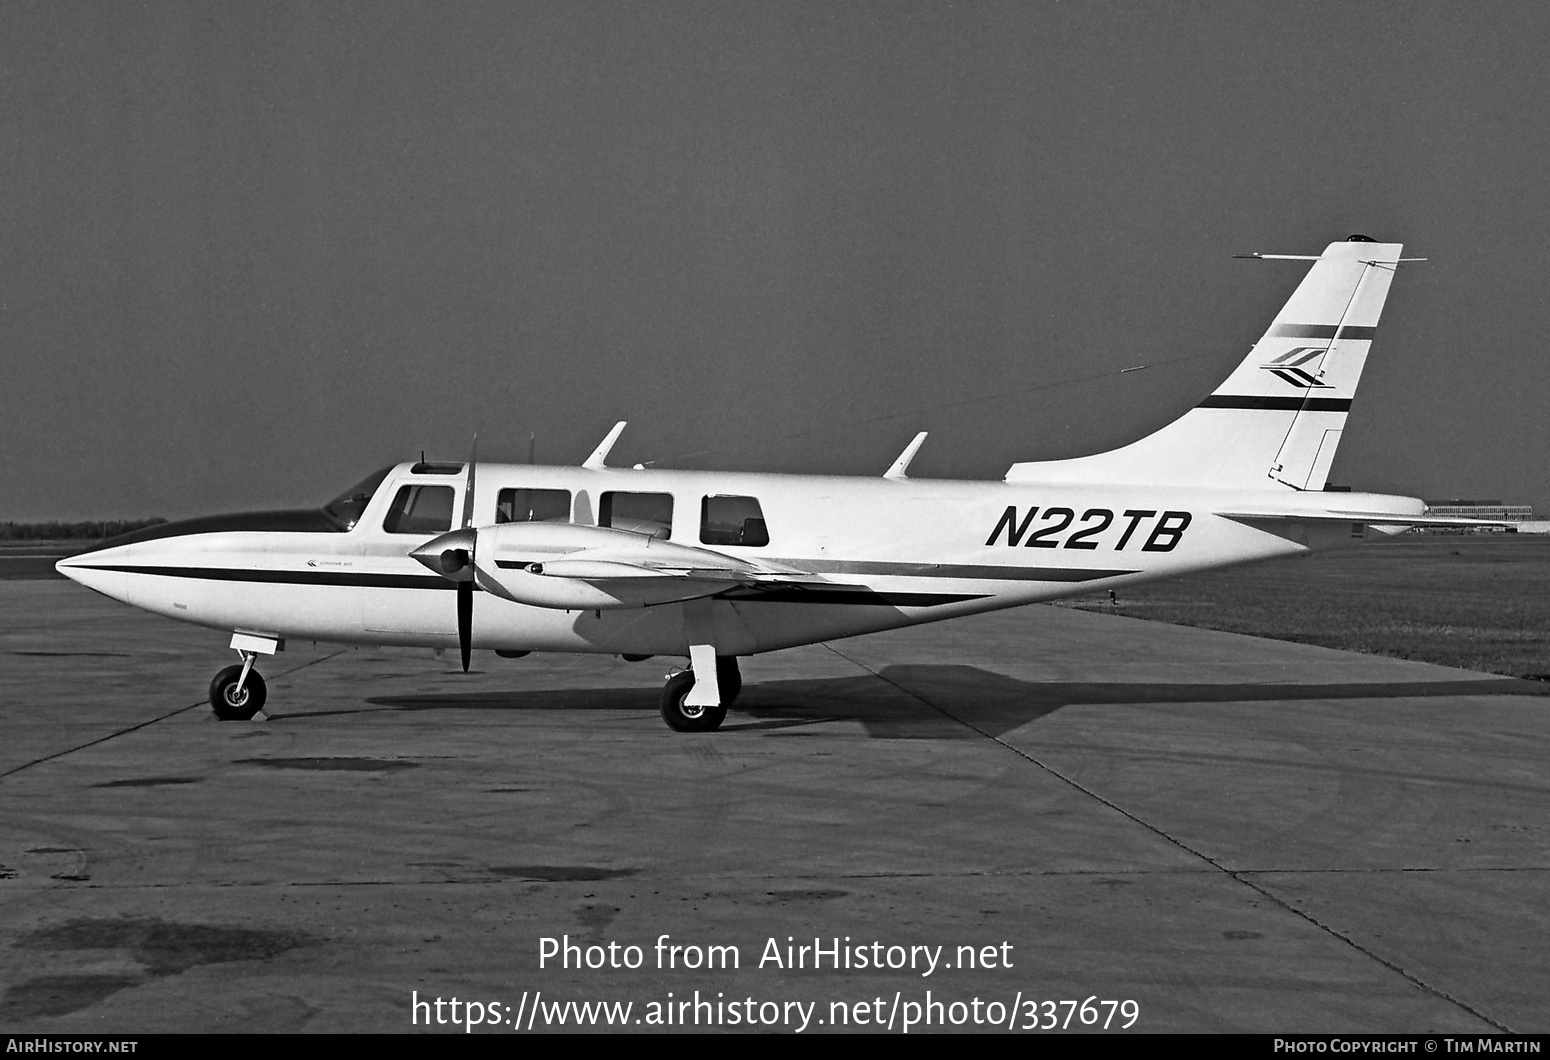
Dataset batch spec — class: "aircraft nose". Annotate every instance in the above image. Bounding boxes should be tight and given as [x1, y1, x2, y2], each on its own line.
[55, 547, 97, 579]
[53, 545, 131, 600]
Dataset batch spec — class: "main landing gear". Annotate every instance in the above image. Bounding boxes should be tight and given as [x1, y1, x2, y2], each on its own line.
[210, 653, 267, 720]
[660, 655, 741, 733]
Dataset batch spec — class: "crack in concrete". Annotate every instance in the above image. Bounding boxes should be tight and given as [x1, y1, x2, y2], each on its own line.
[824, 643, 1514, 1034]
[0, 650, 347, 782]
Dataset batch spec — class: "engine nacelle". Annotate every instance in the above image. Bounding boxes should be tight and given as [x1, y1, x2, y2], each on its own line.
[475, 564, 734, 610]
[458, 522, 763, 611]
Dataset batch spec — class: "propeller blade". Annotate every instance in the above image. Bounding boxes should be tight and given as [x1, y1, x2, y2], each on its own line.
[458, 434, 477, 672]
[457, 579, 473, 672]
[461, 433, 478, 530]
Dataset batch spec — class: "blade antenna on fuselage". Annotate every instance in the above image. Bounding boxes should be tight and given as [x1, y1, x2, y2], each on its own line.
[583, 422, 627, 470]
[883, 432, 928, 480]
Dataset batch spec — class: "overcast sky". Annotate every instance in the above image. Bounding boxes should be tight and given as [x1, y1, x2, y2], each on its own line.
[3, 1, 1547, 520]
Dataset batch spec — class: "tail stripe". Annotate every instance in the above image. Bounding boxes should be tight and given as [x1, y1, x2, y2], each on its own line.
[1198, 396, 1352, 412]
[1270, 324, 1376, 340]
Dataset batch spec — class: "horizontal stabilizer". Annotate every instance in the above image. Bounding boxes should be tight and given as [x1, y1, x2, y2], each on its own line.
[1217, 509, 1509, 528]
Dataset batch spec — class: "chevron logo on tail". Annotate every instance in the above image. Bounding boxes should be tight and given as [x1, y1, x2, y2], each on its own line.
[1260, 346, 1330, 388]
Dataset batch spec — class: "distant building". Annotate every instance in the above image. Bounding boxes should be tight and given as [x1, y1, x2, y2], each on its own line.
[1418, 499, 1538, 533]
[1423, 499, 1535, 521]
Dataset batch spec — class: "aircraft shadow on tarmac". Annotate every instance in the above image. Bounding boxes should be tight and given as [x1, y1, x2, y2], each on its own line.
[295, 664, 1549, 740]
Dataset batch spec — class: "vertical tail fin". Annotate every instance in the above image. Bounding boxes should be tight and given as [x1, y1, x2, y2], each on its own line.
[1006, 236, 1404, 489]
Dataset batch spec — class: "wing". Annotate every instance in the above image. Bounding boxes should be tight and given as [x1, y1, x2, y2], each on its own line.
[448, 522, 835, 610]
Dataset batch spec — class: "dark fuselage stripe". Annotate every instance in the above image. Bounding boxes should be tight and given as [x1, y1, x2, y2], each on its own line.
[76, 564, 989, 606]
[762, 560, 1136, 581]
[88, 560, 1132, 587]
[87, 564, 456, 590]
[1268, 324, 1376, 340]
[722, 589, 988, 606]
[1197, 396, 1353, 412]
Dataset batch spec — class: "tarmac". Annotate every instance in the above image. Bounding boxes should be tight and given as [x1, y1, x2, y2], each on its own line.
[0, 577, 1545, 1034]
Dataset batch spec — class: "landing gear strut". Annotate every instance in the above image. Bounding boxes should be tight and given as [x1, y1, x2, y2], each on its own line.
[210, 653, 267, 720]
[659, 655, 740, 733]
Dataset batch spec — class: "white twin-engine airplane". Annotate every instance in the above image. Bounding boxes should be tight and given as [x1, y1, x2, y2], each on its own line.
[59, 236, 1466, 732]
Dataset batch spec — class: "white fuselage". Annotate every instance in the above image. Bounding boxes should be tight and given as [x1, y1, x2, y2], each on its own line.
[57, 461, 1404, 660]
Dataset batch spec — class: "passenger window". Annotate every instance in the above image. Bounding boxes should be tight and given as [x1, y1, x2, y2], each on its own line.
[381, 484, 455, 535]
[599, 492, 673, 539]
[495, 488, 571, 524]
[700, 495, 769, 547]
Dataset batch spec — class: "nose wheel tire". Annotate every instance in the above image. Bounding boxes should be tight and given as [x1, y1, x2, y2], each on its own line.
[660, 670, 726, 733]
[210, 664, 267, 721]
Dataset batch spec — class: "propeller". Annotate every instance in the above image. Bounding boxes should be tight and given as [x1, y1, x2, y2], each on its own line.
[409, 438, 479, 671]
[455, 435, 477, 671]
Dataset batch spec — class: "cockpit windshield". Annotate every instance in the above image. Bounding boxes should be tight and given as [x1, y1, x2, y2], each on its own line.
[322, 466, 393, 530]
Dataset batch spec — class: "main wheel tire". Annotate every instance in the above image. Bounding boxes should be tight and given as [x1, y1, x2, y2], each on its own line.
[210, 664, 267, 721]
[715, 655, 742, 704]
[659, 671, 726, 733]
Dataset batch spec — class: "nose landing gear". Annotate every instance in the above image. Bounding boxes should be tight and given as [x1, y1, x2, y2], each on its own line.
[210, 654, 267, 720]
[211, 632, 283, 720]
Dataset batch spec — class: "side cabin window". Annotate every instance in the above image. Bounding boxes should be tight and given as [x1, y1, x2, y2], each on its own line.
[600, 491, 673, 539]
[700, 495, 768, 547]
[382, 484, 454, 535]
[496, 488, 571, 524]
